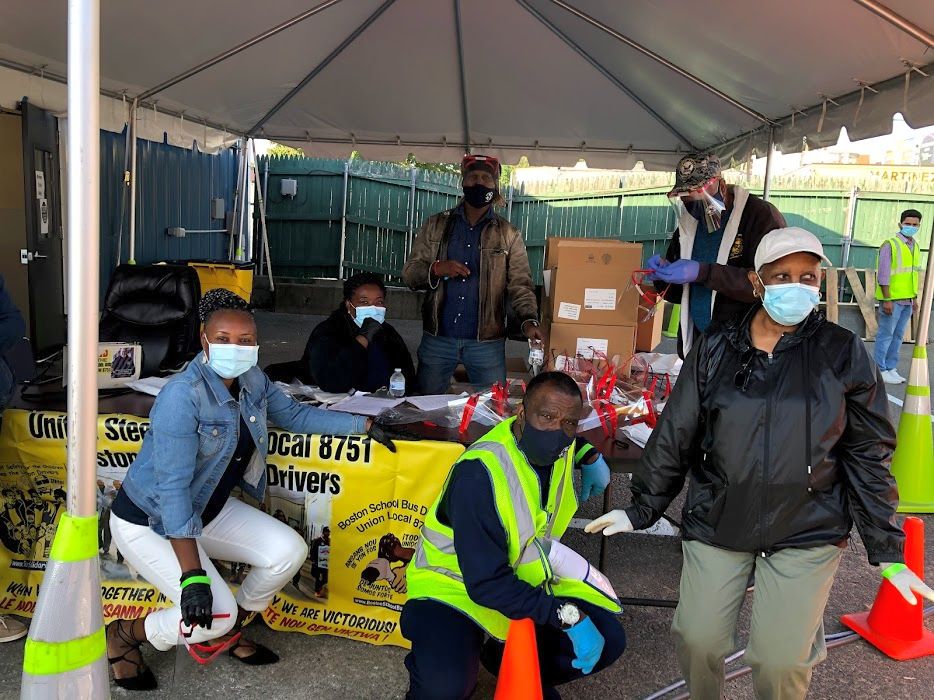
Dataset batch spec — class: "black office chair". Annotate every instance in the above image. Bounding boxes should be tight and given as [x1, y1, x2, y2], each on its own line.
[99, 264, 201, 377]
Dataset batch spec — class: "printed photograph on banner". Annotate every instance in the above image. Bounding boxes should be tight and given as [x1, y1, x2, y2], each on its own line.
[97, 479, 142, 582]
[0, 470, 64, 566]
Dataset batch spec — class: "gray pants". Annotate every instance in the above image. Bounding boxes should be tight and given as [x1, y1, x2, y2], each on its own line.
[672, 540, 843, 700]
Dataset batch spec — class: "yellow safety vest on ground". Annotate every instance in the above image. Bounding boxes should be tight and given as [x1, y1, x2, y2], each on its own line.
[876, 237, 920, 301]
[407, 418, 621, 641]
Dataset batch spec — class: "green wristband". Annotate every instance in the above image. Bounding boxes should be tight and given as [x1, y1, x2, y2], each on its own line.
[881, 563, 907, 579]
[180, 574, 212, 589]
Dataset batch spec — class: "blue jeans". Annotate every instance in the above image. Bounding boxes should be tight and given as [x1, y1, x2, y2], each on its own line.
[874, 302, 913, 371]
[416, 333, 506, 395]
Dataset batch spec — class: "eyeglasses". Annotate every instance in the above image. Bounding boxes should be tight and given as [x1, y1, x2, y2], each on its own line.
[733, 349, 755, 392]
[629, 270, 670, 323]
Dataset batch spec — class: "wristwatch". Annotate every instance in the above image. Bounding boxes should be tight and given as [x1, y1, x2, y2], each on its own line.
[557, 602, 581, 629]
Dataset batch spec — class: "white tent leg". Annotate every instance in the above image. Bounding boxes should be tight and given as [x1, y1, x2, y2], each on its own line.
[249, 145, 275, 292]
[128, 97, 138, 263]
[762, 127, 776, 201]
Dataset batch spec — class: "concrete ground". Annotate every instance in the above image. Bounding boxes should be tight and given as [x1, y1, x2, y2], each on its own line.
[1, 312, 932, 699]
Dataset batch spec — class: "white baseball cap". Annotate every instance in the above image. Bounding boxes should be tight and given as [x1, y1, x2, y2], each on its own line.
[754, 227, 831, 271]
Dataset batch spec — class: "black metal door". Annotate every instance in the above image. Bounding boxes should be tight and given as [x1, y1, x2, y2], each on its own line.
[21, 98, 65, 354]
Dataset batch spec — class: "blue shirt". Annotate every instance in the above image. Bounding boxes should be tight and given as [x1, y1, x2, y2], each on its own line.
[688, 208, 731, 333]
[439, 205, 494, 339]
[119, 355, 366, 538]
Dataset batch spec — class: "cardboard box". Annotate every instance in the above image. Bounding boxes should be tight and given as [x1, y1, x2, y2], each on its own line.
[544, 321, 636, 373]
[636, 300, 665, 352]
[543, 238, 642, 326]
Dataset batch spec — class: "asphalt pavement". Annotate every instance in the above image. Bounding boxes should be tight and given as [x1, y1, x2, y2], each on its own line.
[0, 311, 931, 699]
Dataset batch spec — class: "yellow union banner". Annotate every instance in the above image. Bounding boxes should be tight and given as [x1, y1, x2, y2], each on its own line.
[0, 409, 463, 647]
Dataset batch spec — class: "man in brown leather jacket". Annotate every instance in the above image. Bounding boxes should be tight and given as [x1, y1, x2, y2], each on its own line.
[402, 155, 542, 394]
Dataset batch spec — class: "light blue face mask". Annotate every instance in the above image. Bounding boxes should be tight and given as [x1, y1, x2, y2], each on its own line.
[351, 304, 386, 327]
[204, 341, 259, 379]
[759, 280, 821, 326]
[901, 225, 920, 237]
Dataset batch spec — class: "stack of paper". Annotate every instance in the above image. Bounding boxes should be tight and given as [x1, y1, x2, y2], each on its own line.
[126, 376, 171, 396]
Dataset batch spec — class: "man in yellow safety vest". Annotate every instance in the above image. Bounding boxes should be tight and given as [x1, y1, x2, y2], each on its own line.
[875, 209, 923, 384]
[403, 371, 625, 699]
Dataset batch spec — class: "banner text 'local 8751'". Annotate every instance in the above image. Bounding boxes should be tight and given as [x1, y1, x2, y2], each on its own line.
[0, 409, 463, 647]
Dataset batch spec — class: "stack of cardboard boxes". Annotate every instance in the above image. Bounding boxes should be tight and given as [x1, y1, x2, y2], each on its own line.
[540, 238, 644, 371]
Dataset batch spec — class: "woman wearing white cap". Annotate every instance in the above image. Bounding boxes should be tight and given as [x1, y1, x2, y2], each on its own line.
[587, 227, 934, 699]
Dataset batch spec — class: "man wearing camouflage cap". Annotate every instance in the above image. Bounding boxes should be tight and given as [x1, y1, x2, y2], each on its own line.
[648, 153, 786, 356]
[403, 154, 541, 394]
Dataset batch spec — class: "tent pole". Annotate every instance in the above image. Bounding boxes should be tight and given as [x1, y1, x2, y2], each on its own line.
[247, 0, 397, 136]
[915, 221, 934, 349]
[547, 0, 769, 124]
[407, 166, 417, 256]
[516, 0, 693, 149]
[453, 0, 472, 152]
[852, 1, 934, 47]
[338, 158, 350, 279]
[762, 127, 776, 201]
[128, 97, 138, 264]
[137, 0, 348, 101]
[249, 145, 275, 292]
[66, 0, 101, 520]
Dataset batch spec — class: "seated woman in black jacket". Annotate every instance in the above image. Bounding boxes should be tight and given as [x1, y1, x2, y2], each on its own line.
[302, 273, 416, 393]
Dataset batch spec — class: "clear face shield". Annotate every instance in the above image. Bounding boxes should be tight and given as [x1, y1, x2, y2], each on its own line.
[668, 177, 726, 232]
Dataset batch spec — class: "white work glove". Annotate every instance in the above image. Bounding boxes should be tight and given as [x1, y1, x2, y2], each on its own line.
[880, 562, 934, 605]
[584, 510, 634, 536]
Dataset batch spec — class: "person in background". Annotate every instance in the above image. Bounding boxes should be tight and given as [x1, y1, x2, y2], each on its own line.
[0, 273, 26, 644]
[303, 273, 416, 393]
[874, 209, 923, 385]
[310, 526, 330, 598]
[648, 153, 786, 357]
[403, 154, 542, 394]
[588, 228, 934, 700]
[403, 372, 622, 699]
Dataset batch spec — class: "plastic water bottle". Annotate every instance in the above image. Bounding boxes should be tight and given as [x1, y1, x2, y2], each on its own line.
[389, 368, 406, 398]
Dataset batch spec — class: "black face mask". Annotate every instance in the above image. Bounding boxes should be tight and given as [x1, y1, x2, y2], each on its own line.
[463, 184, 496, 208]
[517, 420, 575, 466]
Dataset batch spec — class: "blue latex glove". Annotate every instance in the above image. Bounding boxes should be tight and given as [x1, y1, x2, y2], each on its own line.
[564, 615, 604, 675]
[579, 455, 610, 501]
[644, 255, 668, 281]
[654, 258, 700, 284]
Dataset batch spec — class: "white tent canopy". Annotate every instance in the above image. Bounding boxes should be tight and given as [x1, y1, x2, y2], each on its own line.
[0, 0, 931, 168]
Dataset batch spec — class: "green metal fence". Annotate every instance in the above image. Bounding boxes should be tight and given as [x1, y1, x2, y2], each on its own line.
[257, 156, 934, 287]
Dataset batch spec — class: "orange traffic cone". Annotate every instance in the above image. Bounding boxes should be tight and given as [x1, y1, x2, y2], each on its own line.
[841, 516, 934, 660]
[494, 619, 543, 700]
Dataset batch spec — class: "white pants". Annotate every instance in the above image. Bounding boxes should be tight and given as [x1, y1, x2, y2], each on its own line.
[110, 498, 308, 651]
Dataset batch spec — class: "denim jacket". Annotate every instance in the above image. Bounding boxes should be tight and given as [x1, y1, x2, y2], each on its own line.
[121, 353, 367, 538]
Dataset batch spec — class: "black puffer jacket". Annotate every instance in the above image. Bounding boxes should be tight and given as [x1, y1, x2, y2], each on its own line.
[625, 307, 905, 564]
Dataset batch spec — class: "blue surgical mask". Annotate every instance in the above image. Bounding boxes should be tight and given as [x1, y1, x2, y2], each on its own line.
[759, 279, 821, 326]
[517, 420, 575, 466]
[351, 304, 386, 327]
[901, 225, 920, 237]
[203, 340, 258, 379]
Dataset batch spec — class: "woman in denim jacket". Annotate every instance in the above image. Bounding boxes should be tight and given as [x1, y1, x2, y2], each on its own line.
[106, 290, 373, 690]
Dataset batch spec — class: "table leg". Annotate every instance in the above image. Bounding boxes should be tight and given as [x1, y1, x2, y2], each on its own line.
[599, 478, 613, 571]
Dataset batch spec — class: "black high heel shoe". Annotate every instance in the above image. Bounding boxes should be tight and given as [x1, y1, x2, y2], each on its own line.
[106, 619, 157, 691]
[227, 636, 280, 666]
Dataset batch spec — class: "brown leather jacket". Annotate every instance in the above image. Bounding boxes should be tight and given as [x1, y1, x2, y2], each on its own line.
[402, 207, 538, 341]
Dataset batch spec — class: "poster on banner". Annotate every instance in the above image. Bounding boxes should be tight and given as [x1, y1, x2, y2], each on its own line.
[0, 409, 464, 647]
